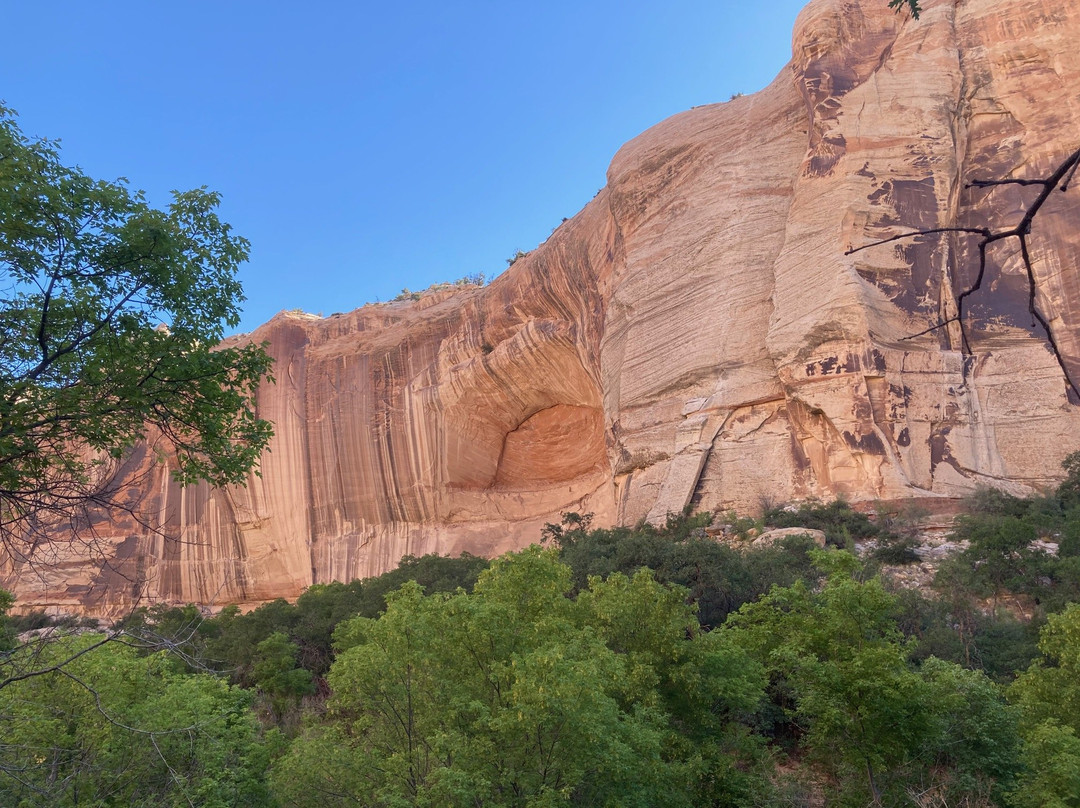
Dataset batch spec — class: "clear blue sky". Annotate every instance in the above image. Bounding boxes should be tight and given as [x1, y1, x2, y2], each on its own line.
[2, 1, 808, 334]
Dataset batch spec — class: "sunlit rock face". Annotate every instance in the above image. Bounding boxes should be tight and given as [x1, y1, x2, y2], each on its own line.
[11, 0, 1080, 614]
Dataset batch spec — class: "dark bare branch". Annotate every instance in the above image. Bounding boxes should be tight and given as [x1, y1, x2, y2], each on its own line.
[899, 316, 961, 341]
[850, 148, 1080, 400]
[967, 178, 1047, 189]
[845, 226, 990, 255]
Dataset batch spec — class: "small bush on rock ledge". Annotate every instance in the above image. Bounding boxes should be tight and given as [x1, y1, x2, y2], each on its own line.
[764, 498, 883, 549]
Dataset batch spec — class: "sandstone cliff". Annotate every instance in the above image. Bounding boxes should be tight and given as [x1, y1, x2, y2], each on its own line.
[13, 0, 1080, 613]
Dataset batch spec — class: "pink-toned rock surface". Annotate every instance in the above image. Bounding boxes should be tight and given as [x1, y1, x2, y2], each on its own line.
[10, 0, 1080, 613]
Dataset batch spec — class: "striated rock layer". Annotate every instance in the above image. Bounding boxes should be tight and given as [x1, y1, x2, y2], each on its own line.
[12, 0, 1080, 613]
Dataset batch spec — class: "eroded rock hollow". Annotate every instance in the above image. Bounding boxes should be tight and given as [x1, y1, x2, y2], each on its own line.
[14, 0, 1080, 612]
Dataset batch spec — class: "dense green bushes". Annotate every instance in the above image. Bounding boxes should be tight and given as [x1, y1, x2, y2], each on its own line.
[0, 637, 273, 807]
[275, 548, 773, 807]
[545, 511, 822, 629]
[7, 463, 1080, 805]
[120, 552, 489, 690]
[763, 498, 882, 547]
[934, 482, 1080, 616]
[726, 550, 1019, 805]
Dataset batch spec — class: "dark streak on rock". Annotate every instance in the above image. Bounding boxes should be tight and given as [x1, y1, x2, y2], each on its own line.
[929, 425, 966, 478]
[790, 429, 812, 473]
[843, 429, 886, 455]
[85, 534, 143, 608]
[858, 177, 941, 315]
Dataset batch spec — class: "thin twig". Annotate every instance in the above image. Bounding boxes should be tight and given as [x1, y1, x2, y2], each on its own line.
[844, 226, 990, 255]
[899, 316, 960, 341]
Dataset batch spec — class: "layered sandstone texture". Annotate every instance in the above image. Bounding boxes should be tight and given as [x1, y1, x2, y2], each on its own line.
[16, 0, 1080, 612]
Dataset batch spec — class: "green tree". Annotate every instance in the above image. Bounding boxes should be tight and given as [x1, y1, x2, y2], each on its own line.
[0, 104, 275, 800]
[942, 514, 1040, 607]
[725, 549, 1017, 805]
[1009, 721, 1080, 808]
[1010, 603, 1080, 736]
[576, 569, 771, 804]
[1057, 451, 1080, 509]
[0, 635, 275, 806]
[0, 105, 272, 558]
[762, 498, 883, 549]
[1009, 604, 1080, 807]
[252, 631, 315, 722]
[273, 547, 768, 807]
[916, 657, 1019, 803]
[545, 510, 820, 629]
[195, 552, 488, 690]
[725, 550, 929, 803]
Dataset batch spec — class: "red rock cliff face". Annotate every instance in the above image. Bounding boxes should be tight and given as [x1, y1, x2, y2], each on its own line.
[13, 0, 1080, 612]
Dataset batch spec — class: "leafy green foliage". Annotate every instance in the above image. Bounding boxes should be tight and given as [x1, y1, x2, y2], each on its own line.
[0, 590, 15, 652]
[1009, 604, 1080, 807]
[896, 586, 1042, 683]
[0, 107, 279, 803]
[0, 636, 274, 807]
[765, 499, 921, 565]
[888, 0, 922, 18]
[933, 478, 1080, 615]
[0, 106, 273, 553]
[945, 514, 1039, 595]
[887, 463, 1080, 685]
[276, 548, 772, 807]
[1057, 451, 1080, 509]
[123, 552, 488, 694]
[252, 632, 315, 720]
[1010, 721, 1080, 808]
[725, 549, 1018, 804]
[545, 511, 821, 629]
[1010, 604, 1080, 734]
[4, 486, 1075, 806]
[917, 658, 1020, 803]
[868, 502, 927, 565]
[763, 498, 882, 549]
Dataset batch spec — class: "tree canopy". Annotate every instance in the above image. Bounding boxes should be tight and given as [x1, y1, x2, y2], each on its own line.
[0, 106, 273, 561]
[0, 636, 274, 807]
[724, 549, 1019, 805]
[273, 547, 772, 807]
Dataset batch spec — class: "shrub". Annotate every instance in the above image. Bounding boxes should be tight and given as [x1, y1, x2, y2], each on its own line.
[764, 498, 883, 548]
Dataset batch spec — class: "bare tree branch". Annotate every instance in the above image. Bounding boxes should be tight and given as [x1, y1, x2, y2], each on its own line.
[847, 146, 1080, 399]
